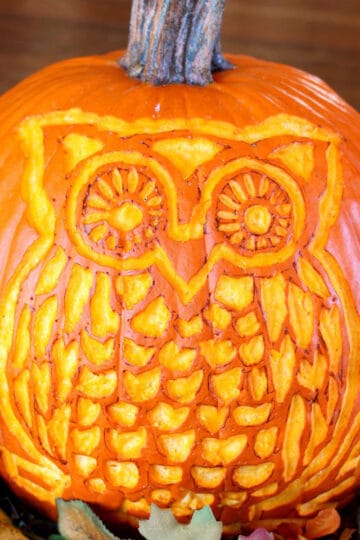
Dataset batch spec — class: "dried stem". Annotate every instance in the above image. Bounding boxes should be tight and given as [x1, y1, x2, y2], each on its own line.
[120, 0, 233, 85]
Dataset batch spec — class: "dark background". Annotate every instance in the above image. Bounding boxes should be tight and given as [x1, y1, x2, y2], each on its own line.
[0, 1, 359, 109]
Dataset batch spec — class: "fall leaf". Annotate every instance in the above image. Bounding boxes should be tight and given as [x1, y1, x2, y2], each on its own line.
[338, 529, 356, 540]
[238, 529, 274, 540]
[305, 508, 341, 538]
[138, 504, 222, 540]
[0, 509, 27, 539]
[57, 499, 120, 540]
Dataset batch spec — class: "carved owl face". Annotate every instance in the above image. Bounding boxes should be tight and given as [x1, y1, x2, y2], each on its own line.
[0, 104, 359, 533]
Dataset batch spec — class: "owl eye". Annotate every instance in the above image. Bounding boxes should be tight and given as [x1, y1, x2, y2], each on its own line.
[216, 172, 292, 252]
[78, 164, 164, 254]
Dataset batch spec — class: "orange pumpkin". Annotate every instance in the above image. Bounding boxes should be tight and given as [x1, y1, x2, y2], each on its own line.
[0, 1, 360, 536]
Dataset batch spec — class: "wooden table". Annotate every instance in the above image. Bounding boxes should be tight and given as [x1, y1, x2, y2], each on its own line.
[0, 0, 359, 110]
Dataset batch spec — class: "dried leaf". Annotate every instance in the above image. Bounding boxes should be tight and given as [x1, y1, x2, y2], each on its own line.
[139, 504, 222, 540]
[57, 499, 119, 540]
[238, 529, 274, 540]
[338, 529, 356, 540]
[305, 508, 341, 538]
[0, 509, 27, 539]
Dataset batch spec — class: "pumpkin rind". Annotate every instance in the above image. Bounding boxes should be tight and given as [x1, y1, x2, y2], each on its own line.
[0, 51, 360, 533]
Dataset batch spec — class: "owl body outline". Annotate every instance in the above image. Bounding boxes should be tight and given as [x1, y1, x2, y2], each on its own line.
[0, 108, 359, 524]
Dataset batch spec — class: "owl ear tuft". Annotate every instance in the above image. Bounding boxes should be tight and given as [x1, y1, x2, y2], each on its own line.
[63, 133, 104, 172]
[269, 142, 315, 182]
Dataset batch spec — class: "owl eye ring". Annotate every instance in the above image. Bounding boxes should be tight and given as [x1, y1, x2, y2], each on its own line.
[215, 167, 303, 254]
[66, 151, 168, 267]
[81, 165, 163, 253]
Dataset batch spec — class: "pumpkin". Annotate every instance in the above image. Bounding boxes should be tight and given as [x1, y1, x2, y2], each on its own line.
[0, 0, 360, 536]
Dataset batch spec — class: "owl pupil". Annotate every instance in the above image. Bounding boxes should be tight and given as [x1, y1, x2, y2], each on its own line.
[107, 202, 144, 232]
[244, 204, 272, 235]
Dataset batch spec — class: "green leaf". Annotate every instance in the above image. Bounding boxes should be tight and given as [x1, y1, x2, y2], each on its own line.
[56, 499, 119, 540]
[138, 504, 222, 540]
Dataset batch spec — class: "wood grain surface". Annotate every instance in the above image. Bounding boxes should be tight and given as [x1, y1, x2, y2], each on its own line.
[0, 0, 359, 109]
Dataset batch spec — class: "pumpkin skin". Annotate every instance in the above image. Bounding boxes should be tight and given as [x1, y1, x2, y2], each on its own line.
[0, 51, 360, 535]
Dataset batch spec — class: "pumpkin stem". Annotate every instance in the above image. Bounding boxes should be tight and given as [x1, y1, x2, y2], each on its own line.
[120, 0, 233, 85]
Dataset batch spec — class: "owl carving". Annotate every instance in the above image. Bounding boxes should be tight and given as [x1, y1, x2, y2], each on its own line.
[0, 107, 359, 533]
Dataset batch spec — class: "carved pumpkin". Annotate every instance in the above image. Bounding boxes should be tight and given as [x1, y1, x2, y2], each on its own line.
[0, 1, 360, 536]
